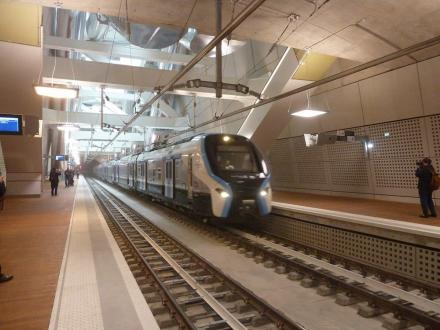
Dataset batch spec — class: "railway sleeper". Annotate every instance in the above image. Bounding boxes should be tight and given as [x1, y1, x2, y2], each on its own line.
[335, 292, 360, 306]
[155, 312, 178, 329]
[357, 302, 387, 318]
[169, 286, 194, 297]
[144, 292, 162, 303]
[178, 292, 226, 305]
[148, 302, 168, 316]
[382, 313, 415, 330]
[162, 275, 208, 287]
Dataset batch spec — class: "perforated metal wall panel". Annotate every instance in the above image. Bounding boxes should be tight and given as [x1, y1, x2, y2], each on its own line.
[269, 139, 295, 189]
[373, 158, 418, 189]
[429, 115, 440, 157]
[270, 115, 438, 200]
[368, 119, 425, 159]
[254, 216, 440, 286]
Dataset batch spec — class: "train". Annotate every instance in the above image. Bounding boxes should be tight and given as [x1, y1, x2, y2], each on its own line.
[94, 133, 272, 218]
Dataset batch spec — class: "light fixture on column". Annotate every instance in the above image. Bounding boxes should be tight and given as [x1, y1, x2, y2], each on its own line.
[290, 90, 327, 118]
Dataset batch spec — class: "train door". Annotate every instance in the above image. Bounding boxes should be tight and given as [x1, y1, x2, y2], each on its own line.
[187, 154, 193, 199]
[144, 162, 148, 191]
[164, 159, 174, 199]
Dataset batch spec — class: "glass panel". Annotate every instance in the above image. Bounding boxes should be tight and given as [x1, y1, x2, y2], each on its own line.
[215, 144, 258, 173]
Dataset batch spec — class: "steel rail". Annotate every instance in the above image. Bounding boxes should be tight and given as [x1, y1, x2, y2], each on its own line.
[182, 33, 440, 133]
[90, 178, 305, 330]
[89, 181, 197, 330]
[102, 188, 248, 330]
[212, 226, 440, 329]
[103, 0, 267, 150]
[266, 209, 440, 296]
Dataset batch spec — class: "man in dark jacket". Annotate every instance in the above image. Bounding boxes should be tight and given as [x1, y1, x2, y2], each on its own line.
[415, 158, 437, 218]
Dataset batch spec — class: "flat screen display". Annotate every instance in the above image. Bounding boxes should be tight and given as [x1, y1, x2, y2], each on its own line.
[0, 114, 23, 135]
[55, 155, 65, 161]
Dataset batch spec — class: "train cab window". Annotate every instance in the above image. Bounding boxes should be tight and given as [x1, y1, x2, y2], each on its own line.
[205, 135, 263, 179]
[215, 145, 257, 172]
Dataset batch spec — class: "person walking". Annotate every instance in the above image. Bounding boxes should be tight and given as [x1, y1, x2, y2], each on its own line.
[0, 173, 6, 211]
[49, 167, 60, 196]
[415, 157, 437, 218]
[0, 264, 13, 283]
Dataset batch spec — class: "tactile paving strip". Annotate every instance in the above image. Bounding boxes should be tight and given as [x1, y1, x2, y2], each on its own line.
[254, 216, 439, 286]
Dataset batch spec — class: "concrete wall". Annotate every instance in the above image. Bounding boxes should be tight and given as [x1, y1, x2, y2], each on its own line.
[0, 41, 42, 196]
[270, 55, 440, 203]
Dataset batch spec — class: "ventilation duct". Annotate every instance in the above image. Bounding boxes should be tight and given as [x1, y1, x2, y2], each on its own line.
[180, 31, 246, 57]
[86, 13, 183, 49]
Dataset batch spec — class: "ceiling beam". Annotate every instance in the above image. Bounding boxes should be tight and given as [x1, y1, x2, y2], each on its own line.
[43, 108, 189, 130]
[44, 36, 206, 66]
[43, 56, 253, 102]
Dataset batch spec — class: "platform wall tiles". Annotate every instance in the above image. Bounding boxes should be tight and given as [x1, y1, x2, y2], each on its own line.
[269, 115, 440, 203]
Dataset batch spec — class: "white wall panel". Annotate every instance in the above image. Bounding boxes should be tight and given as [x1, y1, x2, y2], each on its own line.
[313, 83, 365, 132]
[359, 65, 424, 124]
[417, 56, 440, 115]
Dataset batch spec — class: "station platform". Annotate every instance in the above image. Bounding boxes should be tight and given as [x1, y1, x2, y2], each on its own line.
[273, 191, 440, 226]
[0, 177, 159, 330]
[0, 182, 75, 329]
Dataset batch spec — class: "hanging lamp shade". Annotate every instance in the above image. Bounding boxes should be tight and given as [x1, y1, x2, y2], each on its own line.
[34, 84, 79, 99]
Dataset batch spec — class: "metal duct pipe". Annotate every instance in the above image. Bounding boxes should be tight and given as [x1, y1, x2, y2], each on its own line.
[103, 0, 267, 149]
[216, 0, 222, 99]
[184, 33, 440, 133]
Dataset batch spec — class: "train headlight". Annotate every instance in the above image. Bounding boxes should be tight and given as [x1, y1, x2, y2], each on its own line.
[220, 191, 230, 198]
[260, 190, 268, 197]
[215, 188, 230, 198]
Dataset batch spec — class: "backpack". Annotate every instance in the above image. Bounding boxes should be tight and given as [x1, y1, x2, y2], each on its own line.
[431, 170, 440, 191]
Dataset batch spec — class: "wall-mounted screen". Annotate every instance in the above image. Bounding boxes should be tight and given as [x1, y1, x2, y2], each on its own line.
[0, 114, 23, 135]
[55, 155, 69, 161]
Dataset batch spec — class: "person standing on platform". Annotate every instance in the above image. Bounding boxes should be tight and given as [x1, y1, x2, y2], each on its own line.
[0, 264, 13, 283]
[416, 157, 437, 218]
[50, 167, 60, 196]
[0, 173, 6, 211]
[64, 168, 70, 188]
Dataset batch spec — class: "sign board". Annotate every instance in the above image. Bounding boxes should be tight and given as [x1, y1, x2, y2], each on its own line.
[0, 114, 22, 135]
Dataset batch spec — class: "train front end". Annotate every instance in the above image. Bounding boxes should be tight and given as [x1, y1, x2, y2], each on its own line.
[203, 134, 272, 218]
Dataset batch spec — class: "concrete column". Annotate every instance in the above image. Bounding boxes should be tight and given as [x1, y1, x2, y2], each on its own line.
[238, 48, 299, 154]
[0, 41, 43, 196]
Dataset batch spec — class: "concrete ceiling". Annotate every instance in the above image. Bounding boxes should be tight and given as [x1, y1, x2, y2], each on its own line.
[14, 0, 440, 62]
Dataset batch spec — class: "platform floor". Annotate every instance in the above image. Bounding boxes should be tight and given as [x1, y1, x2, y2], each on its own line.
[97, 180, 385, 330]
[49, 177, 158, 330]
[273, 191, 440, 226]
[0, 182, 76, 330]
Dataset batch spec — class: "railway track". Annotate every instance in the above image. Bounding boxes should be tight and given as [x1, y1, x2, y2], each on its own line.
[171, 219, 440, 330]
[87, 178, 302, 330]
[90, 178, 440, 329]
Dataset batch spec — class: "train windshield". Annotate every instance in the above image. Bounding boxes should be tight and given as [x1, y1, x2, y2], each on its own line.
[215, 145, 258, 172]
[205, 135, 263, 178]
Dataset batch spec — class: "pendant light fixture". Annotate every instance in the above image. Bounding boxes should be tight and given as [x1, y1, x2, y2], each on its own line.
[290, 90, 327, 118]
[33, 11, 79, 99]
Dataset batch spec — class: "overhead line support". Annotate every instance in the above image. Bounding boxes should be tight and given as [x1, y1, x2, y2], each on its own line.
[102, 0, 267, 150]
